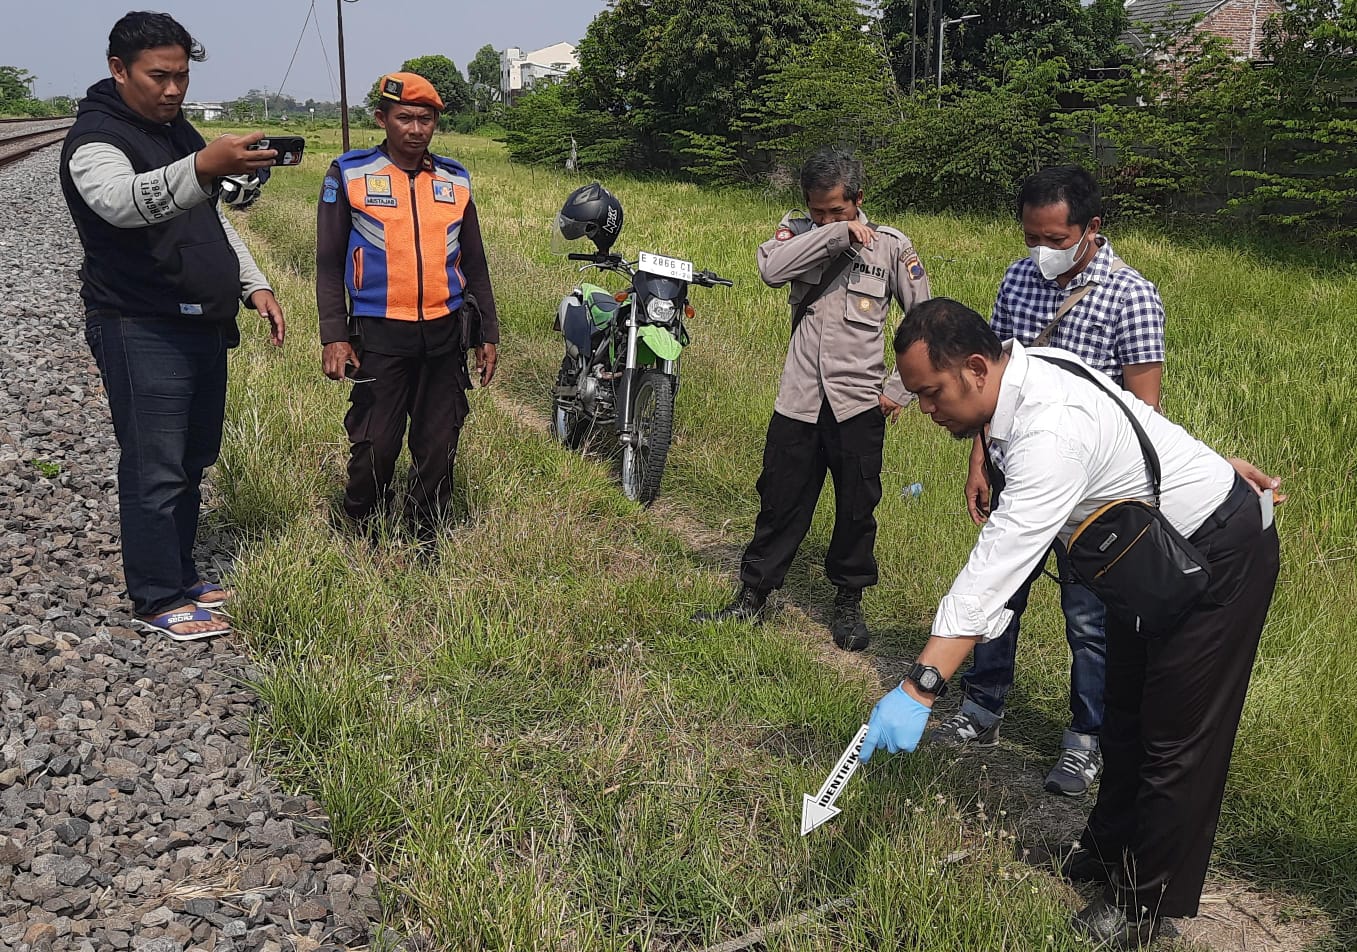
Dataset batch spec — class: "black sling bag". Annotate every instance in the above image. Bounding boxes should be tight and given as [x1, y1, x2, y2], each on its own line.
[1033, 355, 1213, 637]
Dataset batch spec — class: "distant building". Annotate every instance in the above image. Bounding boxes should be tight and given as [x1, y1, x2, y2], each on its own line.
[500, 42, 577, 105]
[1122, 0, 1283, 62]
[182, 101, 226, 122]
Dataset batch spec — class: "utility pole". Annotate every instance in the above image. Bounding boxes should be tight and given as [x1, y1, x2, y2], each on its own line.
[263, 86, 269, 122]
[937, 13, 979, 103]
[337, 0, 351, 151]
[909, 0, 918, 94]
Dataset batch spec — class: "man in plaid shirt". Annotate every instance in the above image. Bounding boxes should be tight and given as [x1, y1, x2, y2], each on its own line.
[928, 166, 1165, 797]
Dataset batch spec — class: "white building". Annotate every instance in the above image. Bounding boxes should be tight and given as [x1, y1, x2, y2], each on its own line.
[500, 42, 577, 105]
[182, 101, 226, 122]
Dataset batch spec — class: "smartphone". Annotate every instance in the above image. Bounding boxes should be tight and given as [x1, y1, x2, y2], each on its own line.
[344, 362, 374, 384]
[1260, 488, 1274, 530]
[248, 135, 306, 167]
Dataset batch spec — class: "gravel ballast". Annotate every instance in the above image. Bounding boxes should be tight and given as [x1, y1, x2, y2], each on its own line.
[0, 147, 394, 952]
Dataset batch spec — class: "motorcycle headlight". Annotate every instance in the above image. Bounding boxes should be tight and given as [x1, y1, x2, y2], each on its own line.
[645, 298, 677, 324]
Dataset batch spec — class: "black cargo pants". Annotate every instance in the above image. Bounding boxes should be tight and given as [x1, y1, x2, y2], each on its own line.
[739, 401, 885, 594]
[343, 347, 471, 529]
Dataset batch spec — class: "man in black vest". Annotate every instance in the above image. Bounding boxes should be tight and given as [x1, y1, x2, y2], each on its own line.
[61, 11, 286, 641]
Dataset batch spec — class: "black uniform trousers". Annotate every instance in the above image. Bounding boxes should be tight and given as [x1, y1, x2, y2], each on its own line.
[1082, 475, 1279, 919]
[343, 347, 470, 528]
[739, 402, 885, 594]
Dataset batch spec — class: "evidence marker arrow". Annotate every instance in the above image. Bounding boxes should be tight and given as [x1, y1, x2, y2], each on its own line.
[800, 723, 870, 836]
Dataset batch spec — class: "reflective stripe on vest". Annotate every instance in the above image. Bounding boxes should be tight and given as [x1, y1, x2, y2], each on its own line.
[336, 148, 472, 321]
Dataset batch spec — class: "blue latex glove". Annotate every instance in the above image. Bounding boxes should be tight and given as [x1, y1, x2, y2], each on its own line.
[860, 685, 932, 762]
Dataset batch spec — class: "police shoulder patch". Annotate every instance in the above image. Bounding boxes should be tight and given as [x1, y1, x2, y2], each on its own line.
[905, 254, 926, 281]
[775, 226, 794, 241]
[321, 176, 340, 204]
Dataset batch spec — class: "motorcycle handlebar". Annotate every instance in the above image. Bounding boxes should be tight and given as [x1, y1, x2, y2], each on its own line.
[693, 271, 733, 288]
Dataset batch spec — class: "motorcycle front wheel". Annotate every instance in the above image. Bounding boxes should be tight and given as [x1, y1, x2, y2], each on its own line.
[619, 370, 674, 506]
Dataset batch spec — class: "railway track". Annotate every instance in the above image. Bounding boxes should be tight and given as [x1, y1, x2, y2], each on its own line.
[0, 116, 75, 169]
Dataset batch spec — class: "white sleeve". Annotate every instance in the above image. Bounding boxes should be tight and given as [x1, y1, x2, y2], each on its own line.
[217, 207, 271, 303]
[931, 428, 1091, 642]
[68, 141, 213, 229]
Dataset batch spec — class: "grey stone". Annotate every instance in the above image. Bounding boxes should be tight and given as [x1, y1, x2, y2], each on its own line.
[53, 816, 90, 845]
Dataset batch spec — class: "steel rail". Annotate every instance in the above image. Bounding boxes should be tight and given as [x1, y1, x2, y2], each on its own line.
[0, 117, 75, 170]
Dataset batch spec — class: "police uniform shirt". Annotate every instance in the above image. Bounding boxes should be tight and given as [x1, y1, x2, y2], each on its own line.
[757, 210, 930, 423]
[934, 340, 1236, 643]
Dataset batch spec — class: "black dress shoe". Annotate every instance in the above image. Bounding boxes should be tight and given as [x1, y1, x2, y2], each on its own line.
[691, 585, 767, 624]
[1061, 846, 1114, 884]
[830, 586, 870, 651]
[1072, 898, 1160, 950]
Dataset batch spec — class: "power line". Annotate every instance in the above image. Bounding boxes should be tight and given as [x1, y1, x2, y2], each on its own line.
[311, 0, 339, 100]
[274, 0, 316, 105]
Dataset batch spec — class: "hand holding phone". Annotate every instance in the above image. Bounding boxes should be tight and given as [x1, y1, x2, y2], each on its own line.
[247, 135, 306, 167]
[344, 362, 375, 384]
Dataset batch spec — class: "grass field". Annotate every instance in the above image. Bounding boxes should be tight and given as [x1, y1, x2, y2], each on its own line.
[217, 126, 1357, 949]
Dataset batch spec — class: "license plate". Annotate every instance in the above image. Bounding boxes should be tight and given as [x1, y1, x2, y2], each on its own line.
[637, 251, 693, 282]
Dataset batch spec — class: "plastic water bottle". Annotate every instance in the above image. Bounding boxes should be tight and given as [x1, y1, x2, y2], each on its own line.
[902, 481, 924, 501]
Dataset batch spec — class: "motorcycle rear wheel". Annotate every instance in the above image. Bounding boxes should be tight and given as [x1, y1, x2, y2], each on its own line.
[620, 371, 674, 506]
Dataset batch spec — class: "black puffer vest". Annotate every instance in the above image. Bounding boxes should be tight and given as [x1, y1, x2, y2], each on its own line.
[59, 79, 240, 321]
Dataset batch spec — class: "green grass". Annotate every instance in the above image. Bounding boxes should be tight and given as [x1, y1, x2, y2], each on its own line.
[220, 127, 1357, 949]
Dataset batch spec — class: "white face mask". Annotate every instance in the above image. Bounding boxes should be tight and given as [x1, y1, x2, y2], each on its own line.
[1028, 229, 1089, 280]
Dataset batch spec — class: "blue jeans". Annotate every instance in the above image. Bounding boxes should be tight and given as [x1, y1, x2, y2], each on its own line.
[959, 543, 1107, 746]
[86, 315, 230, 617]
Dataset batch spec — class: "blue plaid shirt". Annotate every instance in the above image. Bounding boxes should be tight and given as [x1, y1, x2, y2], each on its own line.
[990, 239, 1165, 386]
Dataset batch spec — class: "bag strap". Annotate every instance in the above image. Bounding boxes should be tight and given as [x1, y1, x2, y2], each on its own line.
[1032, 353, 1162, 504]
[790, 245, 860, 335]
[1031, 256, 1128, 348]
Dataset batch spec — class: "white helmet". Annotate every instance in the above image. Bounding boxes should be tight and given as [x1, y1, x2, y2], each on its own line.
[219, 168, 270, 209]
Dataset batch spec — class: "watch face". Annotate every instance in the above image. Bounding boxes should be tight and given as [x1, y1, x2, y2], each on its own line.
[911, 665, 942, 694]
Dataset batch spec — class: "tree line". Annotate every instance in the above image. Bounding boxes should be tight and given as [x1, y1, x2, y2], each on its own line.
[502, 0, 1357, 239]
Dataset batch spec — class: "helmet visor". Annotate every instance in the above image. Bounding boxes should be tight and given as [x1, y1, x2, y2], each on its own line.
[550, 212, 590, 255]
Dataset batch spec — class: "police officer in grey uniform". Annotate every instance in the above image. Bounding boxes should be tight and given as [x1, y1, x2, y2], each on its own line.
[693, 147, 930, 649]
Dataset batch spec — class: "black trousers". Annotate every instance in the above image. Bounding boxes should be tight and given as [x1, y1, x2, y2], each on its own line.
[739, 403, 885, 593]
[343, 348, 470, 527]
[1082, 476, 1280, 918]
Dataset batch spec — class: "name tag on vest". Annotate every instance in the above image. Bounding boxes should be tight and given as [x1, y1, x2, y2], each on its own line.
[365, 174, 397, 207]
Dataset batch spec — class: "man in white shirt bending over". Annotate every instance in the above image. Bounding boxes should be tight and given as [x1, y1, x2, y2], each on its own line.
[861, 298, 1281, 950]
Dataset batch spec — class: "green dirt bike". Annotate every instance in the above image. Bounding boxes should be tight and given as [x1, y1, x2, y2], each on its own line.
[549, 184, 731, 505]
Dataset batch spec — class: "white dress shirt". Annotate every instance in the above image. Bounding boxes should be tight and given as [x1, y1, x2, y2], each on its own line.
[932, 340, 1235, 642]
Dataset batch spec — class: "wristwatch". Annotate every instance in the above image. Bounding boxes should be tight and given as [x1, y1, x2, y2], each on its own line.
[904, 663, 948, 699]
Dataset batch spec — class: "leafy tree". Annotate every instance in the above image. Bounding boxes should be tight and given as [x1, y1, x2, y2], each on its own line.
[365, 55, 471, 115]
[0, 66, 34, 103]
[881, 0, 1127, 91]
[874, 58, 1072, 212]
[746, 27, 903, 177]
[467, 44, 501, 95]
[1234, 0, 1357, 237]
[568, 0, 858, 174]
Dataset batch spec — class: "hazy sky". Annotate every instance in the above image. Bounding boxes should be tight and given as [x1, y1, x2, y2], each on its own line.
[0, 0, 607, 102]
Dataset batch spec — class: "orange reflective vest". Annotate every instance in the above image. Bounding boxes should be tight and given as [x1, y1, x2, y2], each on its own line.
[335, 147, 472, 321]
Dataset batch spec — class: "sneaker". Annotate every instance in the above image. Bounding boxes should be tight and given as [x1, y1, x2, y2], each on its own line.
[830, 587, 870, 651]
[691, 585, 767, 624]
[926, 708, 1001, 747]
[1044, 746, 1103, 796]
